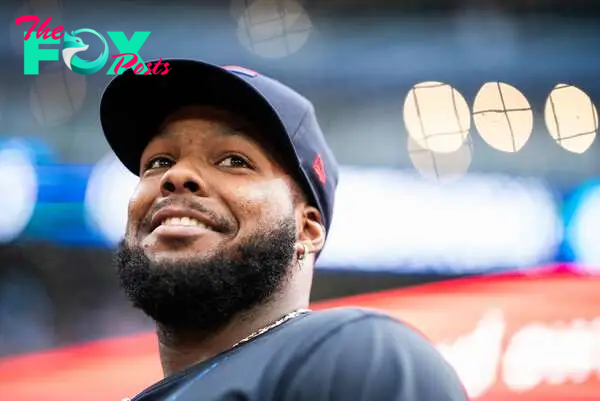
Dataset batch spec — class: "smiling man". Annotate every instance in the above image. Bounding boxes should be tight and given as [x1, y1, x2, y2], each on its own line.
[99, 60, 468, 401]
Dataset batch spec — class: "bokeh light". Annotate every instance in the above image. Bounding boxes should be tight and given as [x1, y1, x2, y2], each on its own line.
[84, 154, 138, 245]
[403, 81, 471, 153]
[407, 133, 473, 182]
[236, 0, 313, 59]
[566, 184, 600, 272]
[473, 82, 533, 153]
[0, 140, 38, 243]
[319, 168, 561, 272]
[544, 83, 598, 154]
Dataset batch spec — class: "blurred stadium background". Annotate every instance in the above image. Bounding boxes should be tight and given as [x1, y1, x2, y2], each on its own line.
[1, 0, 600, 400]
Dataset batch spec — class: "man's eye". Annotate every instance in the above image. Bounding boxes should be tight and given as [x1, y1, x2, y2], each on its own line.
[145, 157, 173, 171]
[218, 155, 251, 168]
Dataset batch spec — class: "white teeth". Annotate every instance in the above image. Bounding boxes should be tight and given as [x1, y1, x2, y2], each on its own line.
[161, 217, 207, 228]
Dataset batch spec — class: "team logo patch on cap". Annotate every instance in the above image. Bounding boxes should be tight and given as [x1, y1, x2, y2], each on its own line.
[223, 65, 258, 77]
[312, 154, 326, 185]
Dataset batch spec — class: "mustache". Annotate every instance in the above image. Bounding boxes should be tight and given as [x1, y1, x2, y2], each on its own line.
[142, 197, 235, 233]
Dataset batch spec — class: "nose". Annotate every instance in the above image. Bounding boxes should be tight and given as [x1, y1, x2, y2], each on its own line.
[159, 161, 206, 196]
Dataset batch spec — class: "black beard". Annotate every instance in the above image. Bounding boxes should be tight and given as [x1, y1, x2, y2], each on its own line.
[113, 218, 297, 338]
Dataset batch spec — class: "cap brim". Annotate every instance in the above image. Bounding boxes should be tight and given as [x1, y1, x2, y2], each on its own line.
[99, 59, 296, 177]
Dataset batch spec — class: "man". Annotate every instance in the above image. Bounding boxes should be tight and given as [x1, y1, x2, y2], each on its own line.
[100, 59, 468, 401]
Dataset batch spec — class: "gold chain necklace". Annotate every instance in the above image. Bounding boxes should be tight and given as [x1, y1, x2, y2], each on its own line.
[231, 308, 311, 348]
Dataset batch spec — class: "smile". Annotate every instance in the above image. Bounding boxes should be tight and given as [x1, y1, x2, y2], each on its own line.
[161, 216, 209, 229]
[148, 206, 221, 239]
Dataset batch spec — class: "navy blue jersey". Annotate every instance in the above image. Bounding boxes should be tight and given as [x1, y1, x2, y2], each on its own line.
[130, 308, 468, 401]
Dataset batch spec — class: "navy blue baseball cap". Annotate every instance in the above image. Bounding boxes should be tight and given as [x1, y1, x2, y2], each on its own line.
[99, 59, 339, 238]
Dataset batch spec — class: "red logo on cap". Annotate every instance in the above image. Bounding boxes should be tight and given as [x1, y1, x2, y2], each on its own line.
[312, 154, 326, 185]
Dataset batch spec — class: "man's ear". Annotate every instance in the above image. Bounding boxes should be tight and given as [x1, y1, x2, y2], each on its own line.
[297, 205, 325, 253]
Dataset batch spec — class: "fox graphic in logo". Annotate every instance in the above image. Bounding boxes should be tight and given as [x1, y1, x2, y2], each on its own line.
[62, 31, 87, 67]
[62, 29, 108, 75]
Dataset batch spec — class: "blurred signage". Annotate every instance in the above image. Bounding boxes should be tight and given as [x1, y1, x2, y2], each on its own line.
[317, 269, 600, 401]
[0, 268, 597, 400]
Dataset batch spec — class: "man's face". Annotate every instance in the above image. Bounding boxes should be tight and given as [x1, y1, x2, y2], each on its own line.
[115, 106, 315, 332]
